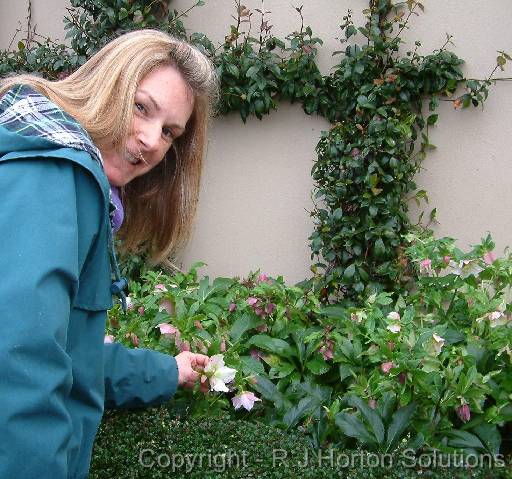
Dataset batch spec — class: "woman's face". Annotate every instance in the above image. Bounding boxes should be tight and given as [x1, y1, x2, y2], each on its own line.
[101, 64, 195, 187]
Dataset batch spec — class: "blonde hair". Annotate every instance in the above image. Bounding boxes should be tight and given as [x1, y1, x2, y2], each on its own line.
[0, 29, 218, 264]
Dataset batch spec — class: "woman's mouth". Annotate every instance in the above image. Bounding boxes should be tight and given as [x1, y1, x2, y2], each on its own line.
[126, 149, 149, 166]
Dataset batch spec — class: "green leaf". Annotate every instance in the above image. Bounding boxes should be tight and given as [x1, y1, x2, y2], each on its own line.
[473, 423, 501, 455]
[448, 430, 485, 452]
[247, 335, 295, 358]
[252, 375, 287, 409]
[306, 355, 330, 375]
[246, 65, 260, 78]
[226, 63, 239, 78]
[239, 355, 265, 375]
[385, 402, 416, 452]
[119, 7, 129, 20]
[374, 238, 385, 257]
[339, 363, 355, 381]
[229, 313, 261, 342]
[335, 412, 377, 446]
[283, 397, 317, 428]
[427, 114, 438, 125]
[343, 263, 356, 280]
[347, 395, 385, 444]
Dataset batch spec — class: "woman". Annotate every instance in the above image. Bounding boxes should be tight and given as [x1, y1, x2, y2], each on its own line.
[0, 30, 218, 478]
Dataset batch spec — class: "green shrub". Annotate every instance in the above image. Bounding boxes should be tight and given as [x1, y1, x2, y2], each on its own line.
[90, 407, 510, 478]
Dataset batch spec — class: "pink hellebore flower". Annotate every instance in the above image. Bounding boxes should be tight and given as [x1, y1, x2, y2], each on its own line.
[254, 307, 265, 317]
[265, 303, 276, 315]
[419, 258, 434, 276]
[154, 284, 168, 292]
[387, 311, 400, 321]
[456, 403, 471, 423]
[130, 333, 139, 347]
[157, 323, 180, 336]
[381, 361, 394, 374]
[256, 324, 268, 333]
[178, 340, 190, 352]
[229, 303, 237, 313]
[158, 299, 174, 315]
[104, 334, 115, 344]
[138, 306, 145, 315]
[246, 297, 258, 307]
[220, 339, 226, 352]
[257, 273, 269, 283]
[443, 255, 451, 266]
[250, 349, 264, 361]
[320, 339, 335, 361]
[231, 391, 261, 411]
[483, 251, 497, 265]
[368, 399, 377, 409]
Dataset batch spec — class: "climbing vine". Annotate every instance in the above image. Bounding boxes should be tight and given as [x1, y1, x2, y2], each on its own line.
[1, 0, 509, 299]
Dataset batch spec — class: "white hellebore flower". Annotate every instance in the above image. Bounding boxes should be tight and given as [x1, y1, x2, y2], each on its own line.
[204, 354, 237, 393]
[447, 259, 483, 279]
[431, 333, 445, 356]
[387, 323, 401, 333]
[387, 311, 400, 321]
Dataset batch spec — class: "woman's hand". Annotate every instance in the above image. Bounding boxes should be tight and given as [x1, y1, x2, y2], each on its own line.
[175, 351, 209, 392]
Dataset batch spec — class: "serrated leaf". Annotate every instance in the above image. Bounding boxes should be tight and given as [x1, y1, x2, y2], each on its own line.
[385, 402, 416, 452]
[448, 430, 485, 452]
[306, 355, 330, 375]
[335, 412, 377, 446]
[247, 335, 295, 358]
[239, 355, 265, 375]
[347, 395, 385, 444]
[229, 313, 261, 342]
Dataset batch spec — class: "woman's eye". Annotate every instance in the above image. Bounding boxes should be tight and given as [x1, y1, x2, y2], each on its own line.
[162, 128, 173, 139]
[135, 102, 145, 112]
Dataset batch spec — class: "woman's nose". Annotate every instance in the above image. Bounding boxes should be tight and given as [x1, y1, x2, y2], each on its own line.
[137, 123, 161, 151]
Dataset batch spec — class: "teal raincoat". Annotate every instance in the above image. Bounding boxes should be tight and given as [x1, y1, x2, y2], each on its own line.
[0, 86, 179, 478]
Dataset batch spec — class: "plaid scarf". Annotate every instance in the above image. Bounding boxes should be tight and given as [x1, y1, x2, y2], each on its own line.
[0, 84, 124, 229]
[0, 84, 103, 164]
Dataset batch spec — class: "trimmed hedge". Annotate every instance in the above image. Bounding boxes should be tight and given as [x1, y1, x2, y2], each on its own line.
[90, 407, 510, 479]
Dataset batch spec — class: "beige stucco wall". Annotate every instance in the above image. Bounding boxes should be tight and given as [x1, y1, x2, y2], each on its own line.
[2, 1, 511, 284]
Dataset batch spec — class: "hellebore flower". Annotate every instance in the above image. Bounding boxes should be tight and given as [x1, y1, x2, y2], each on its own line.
[483, 251, 496, 265]
[246, 297, 258, 307]
[257, 273, 269, 283]
[204, 354, 237, 392]
[104, 334, 115, 344]
[381, 361, 394, 374]
[154, 284, 168, 292]
[229, 303, 237, 312]
[427, 333, 445, 356]
[231, 391, 261, 411]
[320, 339, 335, 361]
[368, 399, 377, 409]
[387, 311, 401, 321]
[387, 323, 401, 334]
[419, 258, 433, 275]
[456, 403, 471, 423]
[158, 299, 174, 315]
[138, 306, 145, 315]
[250, 349, 265, 361]
[157, 323, 180, 337]
[265, 303, 276, 315]
[448, 259, 483, 279]
[125, 296, 134, 310]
